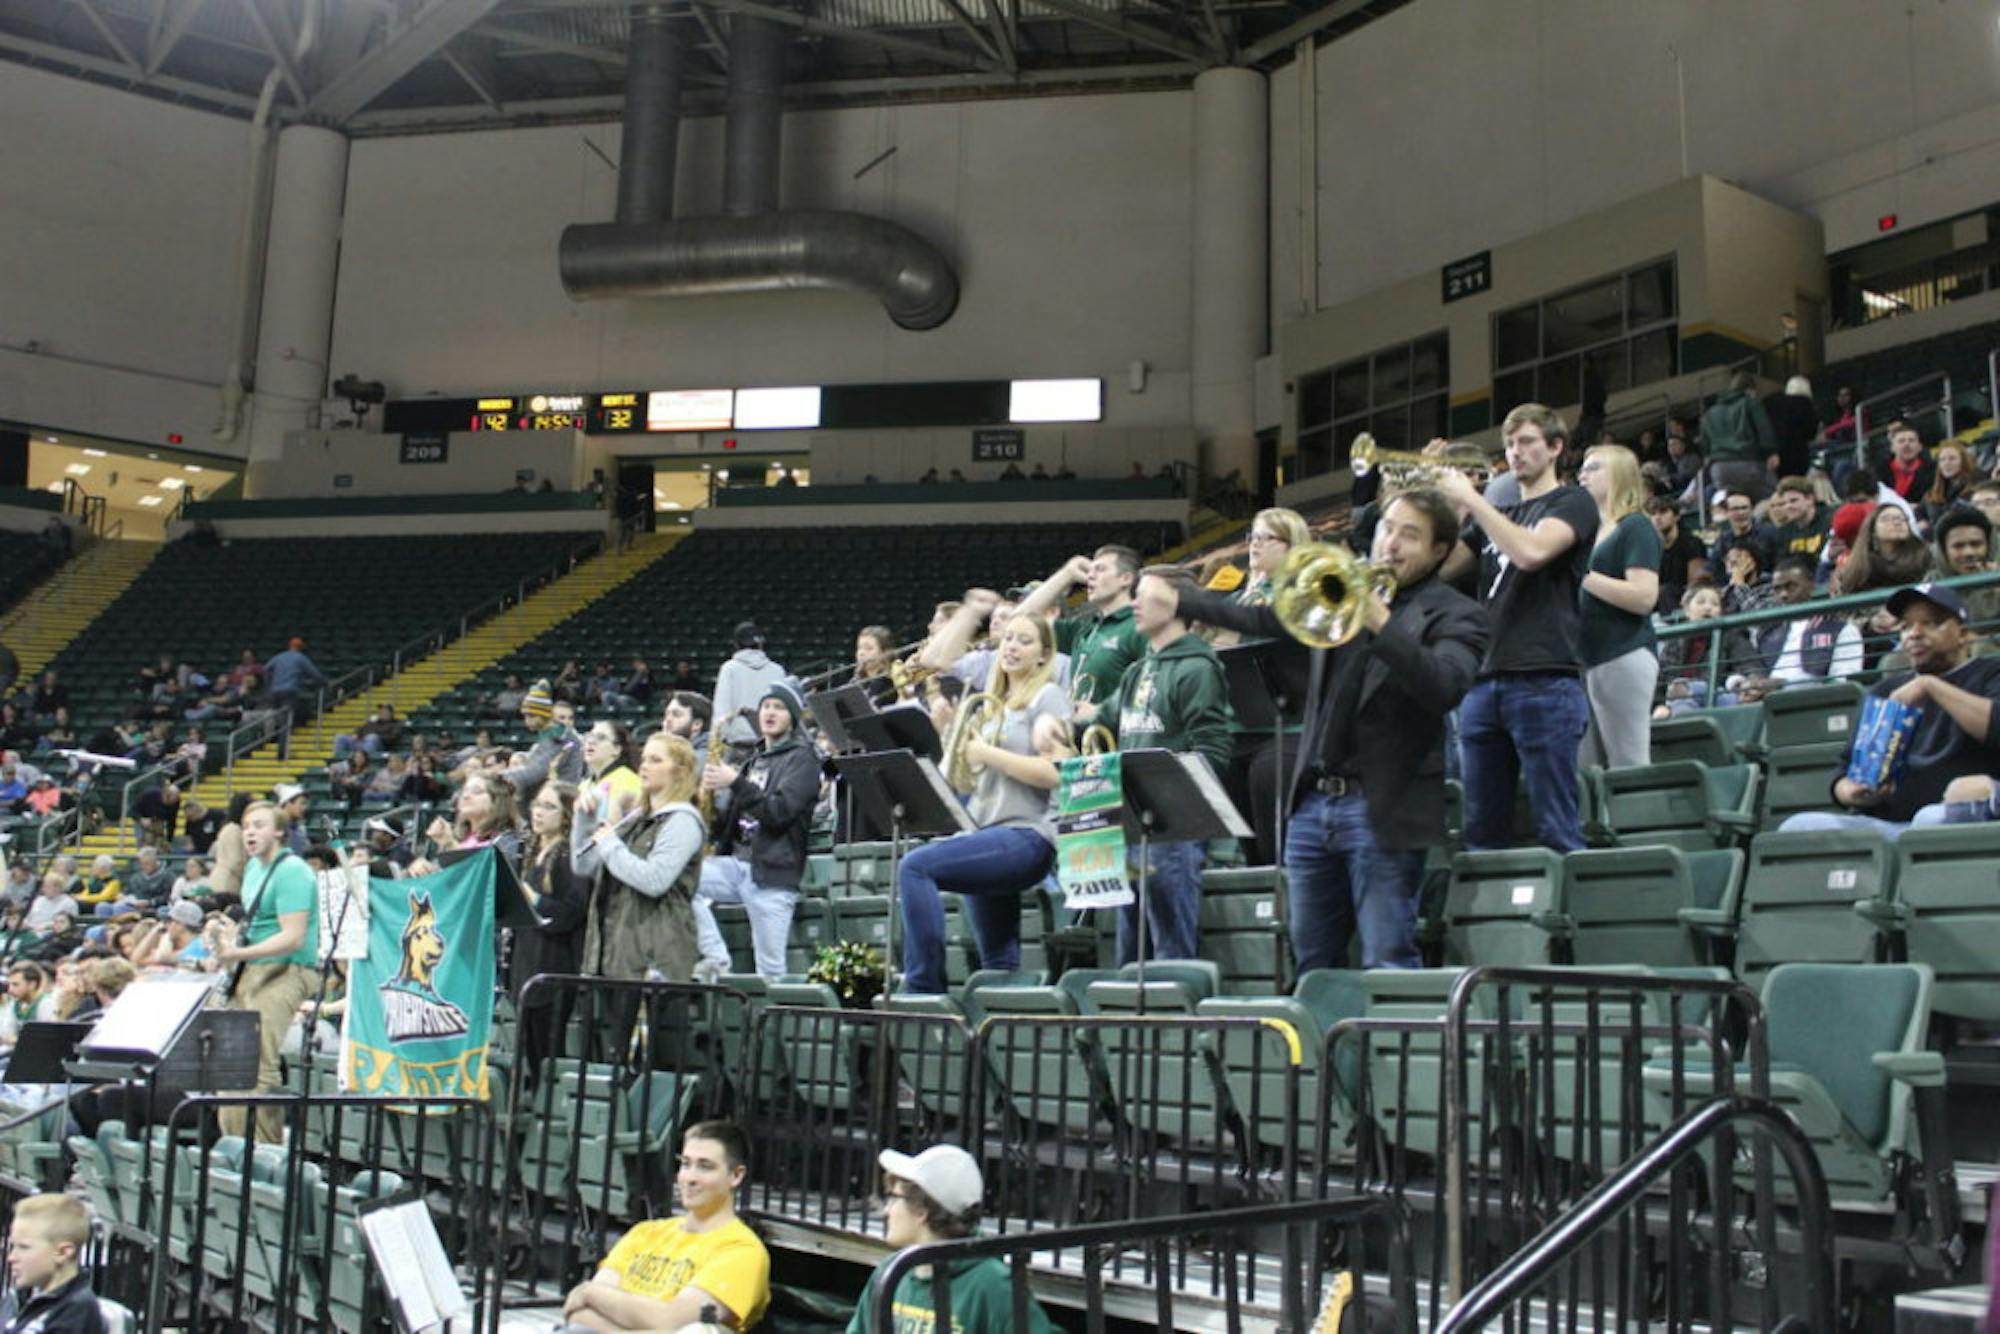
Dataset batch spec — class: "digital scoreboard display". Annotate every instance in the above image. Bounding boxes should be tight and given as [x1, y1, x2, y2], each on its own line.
[464, 394, 590, 432]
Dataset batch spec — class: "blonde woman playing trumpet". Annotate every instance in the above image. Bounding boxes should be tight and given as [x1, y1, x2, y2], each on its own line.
[898, 615, 1071, 994]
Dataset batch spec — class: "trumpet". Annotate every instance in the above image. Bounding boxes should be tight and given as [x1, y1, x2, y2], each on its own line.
[1271, 542, 1398, 649]
[1350, 433, 1492, 488]
[941, 691, 1004, 792]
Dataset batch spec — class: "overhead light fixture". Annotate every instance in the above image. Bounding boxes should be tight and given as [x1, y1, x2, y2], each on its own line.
[44, 482, 62, 494]
[183, 464, 204, 473]
[43, 436, 57, 444]
[81, 448, 107, 458]
[64, 463, 90, 476]
[732, 386, 822, 430]
[158, 478, 185, 490]
[646, 389, 733, 432]
[136, 495, 163, 507]
[1009, 378, 1103, 423]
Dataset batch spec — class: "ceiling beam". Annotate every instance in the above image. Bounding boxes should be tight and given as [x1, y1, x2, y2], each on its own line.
[306, 0, 509, 121]
[1234, 0, 1371, 65]
[693, 0, 993, 72]
[930, 0, 1003, 65]
[0, 30, 264, 108]
[977, 0, 1014, 72]
[68, 0, 143, 70]
[473, 22, 622, 65]
[235, 0, 307, 104]
[1021, 0, 1213, 66]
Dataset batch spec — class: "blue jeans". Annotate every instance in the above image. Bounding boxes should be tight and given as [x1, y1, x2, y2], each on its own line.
[1117, 839, 1204, 965]
[692, 855, 798, 979]
[1460, 673, 1590, 853]
[1284, 791, 1426, 971]
[1778, 804, 1948, 841]
[896, 826, 1054, 994]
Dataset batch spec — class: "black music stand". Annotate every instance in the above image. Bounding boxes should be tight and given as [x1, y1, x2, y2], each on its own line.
[1116, 748, 1251, 993]
[844, 706, 944, 763]
[808, 684, 878, 755]
[831, 750, 974, 992]
[1217, 639, 1294, 867]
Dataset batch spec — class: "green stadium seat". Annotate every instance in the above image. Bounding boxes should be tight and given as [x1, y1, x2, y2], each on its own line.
[1197, 996, 1330, 1160]
[1883, 825, 2000, 1023]
[1198, 866, 1291, 994]
[1758, 681, 1865, 753]
[1731, 829, 1898, 987]
[1559, 845, 1742, 968]
[1758, 742, 1849, 830]
[1441, 848, 1564, 967]
[1589, 761, 1760, 850]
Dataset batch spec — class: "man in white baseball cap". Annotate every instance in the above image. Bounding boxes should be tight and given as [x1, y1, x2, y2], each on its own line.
[847, 1145, 1054, 1334]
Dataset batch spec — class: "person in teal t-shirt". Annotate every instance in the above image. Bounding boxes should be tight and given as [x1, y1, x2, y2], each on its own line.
[212, 798, 320, 1143]
[849, 1145, 1055, 1334]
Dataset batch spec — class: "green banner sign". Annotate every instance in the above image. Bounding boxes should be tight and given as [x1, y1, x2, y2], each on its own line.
[1055, 753, 1133, 910]
[343, 849, 497, 1100]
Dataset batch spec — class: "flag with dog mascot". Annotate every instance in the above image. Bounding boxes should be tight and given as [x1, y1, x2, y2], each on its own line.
[342, 849, 497, 1100]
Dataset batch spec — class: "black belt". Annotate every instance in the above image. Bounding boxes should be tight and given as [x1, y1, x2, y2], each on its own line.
[1307, 772, 1360, 798]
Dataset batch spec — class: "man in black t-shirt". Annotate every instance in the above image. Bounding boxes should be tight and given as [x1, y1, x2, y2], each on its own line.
[1647, 497, 1708, 613]
[1435, 403, 1598, 852]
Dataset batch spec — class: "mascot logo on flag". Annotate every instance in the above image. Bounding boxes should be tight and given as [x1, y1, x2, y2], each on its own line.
[379, 891, 469, 1042]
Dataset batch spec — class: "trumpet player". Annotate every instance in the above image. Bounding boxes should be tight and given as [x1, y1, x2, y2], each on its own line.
[1186, 491, 1486, 970]
[1433, 404, 1599, 853]
[896, 616, 1071, 994]
[919, 588, 1072, 695]
[692, 682, 820, 981]
[1012, 545, 1147, 716]
[1094, 566, 1232, 965]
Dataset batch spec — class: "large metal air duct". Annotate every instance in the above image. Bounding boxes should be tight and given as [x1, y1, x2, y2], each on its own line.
[559, 9, 959, 330]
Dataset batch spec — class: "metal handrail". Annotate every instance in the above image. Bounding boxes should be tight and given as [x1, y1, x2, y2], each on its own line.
[1853, 370, 1953, 469]
[221, 706, 291, 800]
[1434, 1096, 1836, 1333]
[1654, 566, 2000, 699]
[114, 759, 177, 854]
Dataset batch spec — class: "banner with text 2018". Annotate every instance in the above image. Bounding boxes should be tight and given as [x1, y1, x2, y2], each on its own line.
[342, 849, 496, 1101]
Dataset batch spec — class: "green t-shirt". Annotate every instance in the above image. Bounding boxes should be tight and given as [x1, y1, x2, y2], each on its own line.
[242, 852, 319, 967]
[1773, 511, 1831, 560]
[1054, 605, 1145, 706]
[847, 1256, 1056, 1334]
[1577, 511, 1664, 668]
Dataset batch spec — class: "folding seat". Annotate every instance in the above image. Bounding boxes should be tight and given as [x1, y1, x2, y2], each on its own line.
[1729, 829, 1897, 989]
[1648, 713, 1738, 768]
[245, 1150, 324, 1314]
[1882, 824, 2000, 1023]
[64, 1121, 122, 1229]
[1643, 963, 1943, 1208]
[322, 1171, 405, 1330]
[1353, 968, 1484, 1162]
[1559, 845, 1742, 968]
[760, 982, 854, 1120]
[1758, 741, 1849, 830]
[1440, 848, 1565, 967]
[1197, 994, 1327, 1163]
[1757, 680, 1865, 754]
[1589, 761, 1760, 851]
[967, 983, 1113, 1141]
[1198, 866, 1291, 994]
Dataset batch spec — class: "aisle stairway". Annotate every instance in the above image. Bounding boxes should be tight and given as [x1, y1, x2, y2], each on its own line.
[0, 539, 159, 679]
[74, 531, 683, 859]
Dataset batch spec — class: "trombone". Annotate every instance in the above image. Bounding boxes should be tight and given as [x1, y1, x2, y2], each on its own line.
[1350, 433, 1493, 488]
[1270, 542, 1397, 649]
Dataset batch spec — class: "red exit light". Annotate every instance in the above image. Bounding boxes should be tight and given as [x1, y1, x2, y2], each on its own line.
[1878, 213, 1899, 232]
[166, 433, 184, 444]
[722, 438, 738, 450]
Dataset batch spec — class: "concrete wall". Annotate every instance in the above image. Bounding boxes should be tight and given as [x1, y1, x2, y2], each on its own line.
[328, 92, 1197, 428]
[0, 64, 246, 448]
[261, 429, 583, 498]
[1269, 0, 2000, 325]
[167, 511, 606, 540]
[693, 497, 1187, 530]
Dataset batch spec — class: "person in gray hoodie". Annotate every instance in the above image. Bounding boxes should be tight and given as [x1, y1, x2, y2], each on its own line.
[712, 623, 788, 749]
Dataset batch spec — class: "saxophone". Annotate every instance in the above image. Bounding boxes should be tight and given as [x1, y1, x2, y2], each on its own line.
[698, 723, 729, 834]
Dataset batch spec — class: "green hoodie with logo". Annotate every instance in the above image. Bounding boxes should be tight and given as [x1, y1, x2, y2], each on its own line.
[1096, 630, 1232, 771]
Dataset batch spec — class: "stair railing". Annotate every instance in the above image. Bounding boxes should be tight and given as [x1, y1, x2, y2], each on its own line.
[114, 760, 178, 855]
[222, 708, 292, 802]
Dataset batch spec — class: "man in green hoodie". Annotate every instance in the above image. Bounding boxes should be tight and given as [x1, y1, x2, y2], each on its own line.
[1014, 544, 1148, 713]
[1094, 565, 1233, 963]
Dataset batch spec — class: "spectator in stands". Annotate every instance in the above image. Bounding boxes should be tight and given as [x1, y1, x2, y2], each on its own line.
[0, 961, 56, 1046]
[261, 636, 327, 720]
[693, 684, 818, 982]
[273, 783, 312, 855]
[327, 750, 370, 809]
[1720, 543, 1778, 619]
[145, 900, 211, 971]
[1009, 545, 1146, 717]
[998, 461, 1026, 481]
[76, 857, 123, 915]
[23, 671, 67, 723]
[1966, 478, 2000, 526]
[224, 648, 263, 695]
[1701, 371, 1777, 503]
[918, 467, 941, 483]
[563, 1120, 769, 1332]
[1782, 583, 2000, 837]
[1092, 566, 1231, 963]
[1753, 556, 1864, 684]
[1764, 376, 1820, 479]
[1577, 445, 1662, 769]
[1922, 440, 1976, 525]
[948, 467, 967, 482]
[515, 781, 586, 1080]
[33, 707, 75, 756]
[583, 660, 619, 707]
[1648, 497, 1709, 612]
[1769, 477, 1831, 566]
[0, 764, 24, 809]
[1436, 405, 1598, 853]
[580, 721, 642, 822]
[1821, 385, 1857, 443]
[0, 1193, 101, 1331]
[662, 692, 712, 756]
[414, 772, 521, 873]
[506, 680, 586, 793]
[1933, 506, 2000, 627]
[0, 706, 29, 757]
[893, 612, 1069, 993]
[1834, 504, 1938, 601]
[712, 623, 788, 750]
[851, 1145, 1055, 1334]
[207, 794, 251, 900]
[69, 957, 134, 1025]
[1882, 421, 1936, 507]
[212, 799, 318, 1143]
[1661, 422, 1702, 494]
[670, 659, 699, 692]
[363, 754, 406, 805]
[0, 905, 34, 962]
[4, 865, 32, 909]
[574, 733, 705, 1057]
[122, 847, 174, 907]
[171, 857, 211, 903]
[133, 782, 182, 849]
[483, 672, 529, 720]
[551, 658, 586, 705]
[25, 874, 76, 934]
[601, 656, 652, 711]
[28, 914, 79, 963]
[1708, 492, 1777, 576]
[180, 797, 223, 856]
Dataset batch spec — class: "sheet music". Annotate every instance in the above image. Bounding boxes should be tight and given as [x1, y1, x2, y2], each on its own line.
[362, 1198, 471, 1332]
[80, 976, 210, 1060]
[318, 865, 371, 962]
[1176, 754, 1253, 839]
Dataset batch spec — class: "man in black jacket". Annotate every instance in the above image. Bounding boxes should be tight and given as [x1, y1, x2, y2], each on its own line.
[693, 682, 822, 980]
[1177, 489, 1487, 971]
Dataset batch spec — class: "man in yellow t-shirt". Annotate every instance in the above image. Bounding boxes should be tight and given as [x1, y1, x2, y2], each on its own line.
[563, 1120, 770, 1331]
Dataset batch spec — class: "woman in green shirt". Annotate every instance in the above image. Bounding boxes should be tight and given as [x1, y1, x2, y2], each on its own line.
[212, 799, 319, 1143]
[1577, 445, 1664, 769]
